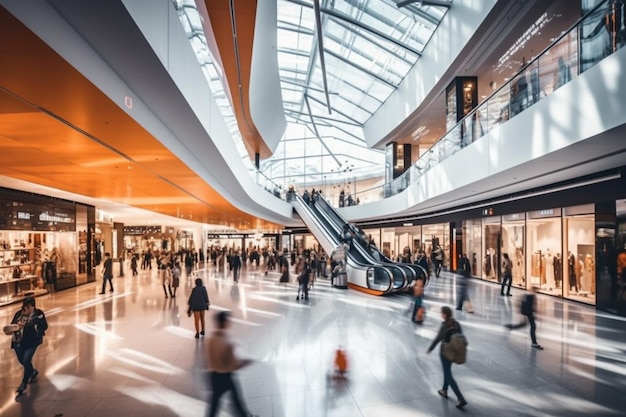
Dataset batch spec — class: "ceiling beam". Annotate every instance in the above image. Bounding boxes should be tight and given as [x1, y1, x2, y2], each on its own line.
[397, 0, 452, 8]
[287, 0, 421, 56]
[312, 0, 332, 114]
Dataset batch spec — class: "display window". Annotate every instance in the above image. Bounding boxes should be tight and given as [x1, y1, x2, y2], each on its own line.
[482, 217, 501, 282]
[422, 223, 450, 269]
[381, 228, 395, 259]
[462, 219, 482, 277]
[502, 213, 526, 288]
[563, 204, 596, 305]
[394, 225, 422, 263]
[526, 209, 562, 296]
[363, 228, 381, 251]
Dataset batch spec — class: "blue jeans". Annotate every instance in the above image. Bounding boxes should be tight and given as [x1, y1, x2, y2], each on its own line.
[15, 344, 39, 384]
[440, 354, 464, 401]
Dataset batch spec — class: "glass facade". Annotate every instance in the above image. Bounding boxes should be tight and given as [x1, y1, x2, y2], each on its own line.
[461, 205, 597, 305]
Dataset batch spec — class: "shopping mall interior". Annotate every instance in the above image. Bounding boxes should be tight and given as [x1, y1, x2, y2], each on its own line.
[1, 0, 626, 416]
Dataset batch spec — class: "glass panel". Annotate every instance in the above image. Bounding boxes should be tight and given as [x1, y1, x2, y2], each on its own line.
[563, 211, 596, 305]
[502, 218, 526, 289]
[482, 217, 501, 283]
[538, 30, 578, 97]
[526, 214, 561, 296]
[580, 1, 612, 72]
[463, 219, 482, 278]
[485, 85, 510, 132]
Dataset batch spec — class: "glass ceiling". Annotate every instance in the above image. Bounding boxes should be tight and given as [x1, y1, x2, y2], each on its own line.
[265, 0, 452, 188]
[172, 0, 451, 192]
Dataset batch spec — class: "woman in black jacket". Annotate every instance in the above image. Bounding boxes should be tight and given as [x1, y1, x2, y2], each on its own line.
[3, 297, 48, 395]
[427, 306, 467, 409]
[188, 278, 210, 339]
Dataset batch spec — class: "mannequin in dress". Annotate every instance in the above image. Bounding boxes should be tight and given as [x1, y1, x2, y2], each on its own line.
[576, 255, 584, 293]
[568, 251, 577, 292]
[545, 249, 554, 290]
[554, 253, 562, 288]
[585, 254, 594, 294]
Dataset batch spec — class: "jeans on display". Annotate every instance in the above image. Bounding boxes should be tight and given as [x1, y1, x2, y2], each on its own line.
[15, 344, 39, 385]
[440, 354, 464, 401]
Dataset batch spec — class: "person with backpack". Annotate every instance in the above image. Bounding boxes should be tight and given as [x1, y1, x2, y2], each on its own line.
[505, 286, 544, 349]
[426, 306, 468, 409]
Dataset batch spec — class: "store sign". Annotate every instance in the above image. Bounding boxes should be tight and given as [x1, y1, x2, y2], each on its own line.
[207, 234, 252, 239]
[528, 208, 562, 219]
[482, 207, 494, 216]
[123, 225, 162, 235]
[502, 213, 524, 222]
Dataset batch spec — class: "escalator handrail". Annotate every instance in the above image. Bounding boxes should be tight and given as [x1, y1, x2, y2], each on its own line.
[292, 194, 393, 293]
[317, 196, 430, 287]
[312, 195, 409, 291]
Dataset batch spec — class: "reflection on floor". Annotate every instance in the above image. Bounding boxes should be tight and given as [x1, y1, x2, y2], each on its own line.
[1, 263, 625, 417]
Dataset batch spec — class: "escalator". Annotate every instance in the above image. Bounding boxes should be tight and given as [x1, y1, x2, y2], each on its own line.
[308, 197, 409, 292]
[292, 195, 394, 295]
[315, 196, 429, 287]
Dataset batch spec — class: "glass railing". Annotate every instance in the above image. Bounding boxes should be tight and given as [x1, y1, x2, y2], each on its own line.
[324, 0, 622, 207]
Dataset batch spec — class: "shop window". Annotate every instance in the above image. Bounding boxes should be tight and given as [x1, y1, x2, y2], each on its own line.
[482, 217, 501, 282]
[563, 204, 596, 305]
[462, 219, 482, 277]
[526, 209, 562, 296]
[502, 214, 526, 288]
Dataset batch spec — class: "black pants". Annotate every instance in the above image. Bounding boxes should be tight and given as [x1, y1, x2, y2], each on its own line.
[101, 276, 114, 293]
[501, 273, 512, 295]
[207, 371, 249, 417]
[528, 314, 537, 344]
[457, 282, 468, 310]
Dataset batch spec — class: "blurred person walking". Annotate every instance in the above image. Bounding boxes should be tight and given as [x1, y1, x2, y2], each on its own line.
[456, 254, 474, 313]
[206, 311, 257, 417]
[505, 286, 544, 349]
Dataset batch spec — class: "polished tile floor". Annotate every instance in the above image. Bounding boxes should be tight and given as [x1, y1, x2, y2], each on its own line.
[1, 263, 625, 417]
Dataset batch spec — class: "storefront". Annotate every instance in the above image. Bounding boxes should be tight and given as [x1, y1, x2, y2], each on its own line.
[0, 187, 95, 306]
[460, 204, 597, 305]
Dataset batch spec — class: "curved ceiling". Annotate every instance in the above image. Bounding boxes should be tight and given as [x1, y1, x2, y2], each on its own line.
[204, 0, 272, 159]
[0, 5, 281, 231]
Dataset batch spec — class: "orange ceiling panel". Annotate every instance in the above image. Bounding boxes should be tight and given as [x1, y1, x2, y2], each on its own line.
[205, 0, 272, 159]
[0, 6, 280, 231]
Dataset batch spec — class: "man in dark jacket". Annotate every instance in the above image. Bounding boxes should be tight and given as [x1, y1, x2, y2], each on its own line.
[100, 252, 114, 294]
[232, 252, 242, 283]
[4, 297, 48, 395]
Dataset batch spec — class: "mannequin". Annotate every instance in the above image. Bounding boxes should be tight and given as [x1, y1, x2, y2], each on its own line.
[585, 254, 594, 294]
[576, 255, 584, 293]
[554, 253, 562, 288]
[568, 251, 577, 292]
[540, 253, 546, 286]
[545, 249, 554, 290]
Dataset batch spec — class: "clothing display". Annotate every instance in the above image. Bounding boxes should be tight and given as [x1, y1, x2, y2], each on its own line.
[553, 254, 562, 288]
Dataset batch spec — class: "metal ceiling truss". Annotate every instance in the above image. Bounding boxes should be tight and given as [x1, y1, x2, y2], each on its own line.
[312, 0, 332, 114]
[286, 0, 422, 56]
[305, 93, 362, 125]
[323, 48, 397, 88]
